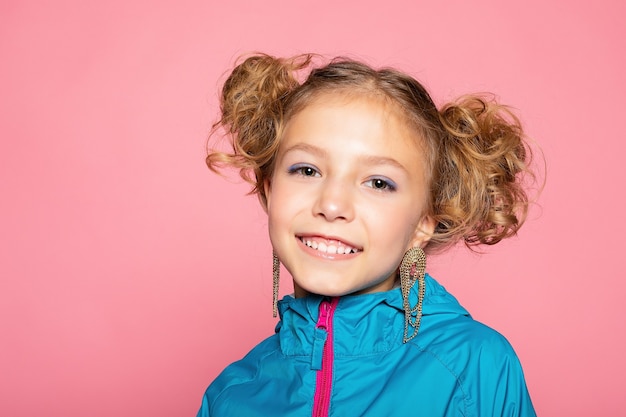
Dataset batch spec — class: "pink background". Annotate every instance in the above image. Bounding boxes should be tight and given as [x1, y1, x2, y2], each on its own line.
[1, 0, 624, 415]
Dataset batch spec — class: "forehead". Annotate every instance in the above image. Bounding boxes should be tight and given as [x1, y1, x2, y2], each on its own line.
[287, 88, 413, 124]
[280, 91, 425, 154]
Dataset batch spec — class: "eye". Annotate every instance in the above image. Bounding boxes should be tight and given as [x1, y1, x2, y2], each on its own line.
[288, 164, 320, 177]
[364, 177, 396, 192]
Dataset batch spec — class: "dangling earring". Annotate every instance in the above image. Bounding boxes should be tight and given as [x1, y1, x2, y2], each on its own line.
[399, 246, 427, 343]
[272, 251, 280, 317]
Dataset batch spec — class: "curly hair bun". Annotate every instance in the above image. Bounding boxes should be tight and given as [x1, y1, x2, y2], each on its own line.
[207, 54, 311, 205]
[432, 95, 533, 249]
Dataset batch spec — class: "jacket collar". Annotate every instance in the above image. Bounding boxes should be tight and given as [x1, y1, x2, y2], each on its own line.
[276, 274, 470, 357]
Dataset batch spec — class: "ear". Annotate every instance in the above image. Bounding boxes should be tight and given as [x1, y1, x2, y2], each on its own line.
[410, 215, 436, 248]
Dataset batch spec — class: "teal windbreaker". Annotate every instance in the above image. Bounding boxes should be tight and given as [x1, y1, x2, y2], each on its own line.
[197, 274, 536, 416]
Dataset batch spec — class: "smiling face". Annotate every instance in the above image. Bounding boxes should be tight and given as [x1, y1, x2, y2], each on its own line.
[265, 92, 435, 298]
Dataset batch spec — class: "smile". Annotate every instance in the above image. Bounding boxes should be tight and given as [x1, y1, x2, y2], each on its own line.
[297, 236, 361, 255]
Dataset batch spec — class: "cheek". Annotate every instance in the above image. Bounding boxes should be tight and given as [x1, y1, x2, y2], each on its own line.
[362, 204, 408, 242]
[267, 184, 299, 233]
[267, 182, 289, 215]
[373, 203, 423, 244]
[267, 209, 284, 250]
[265, 174, 284, 214]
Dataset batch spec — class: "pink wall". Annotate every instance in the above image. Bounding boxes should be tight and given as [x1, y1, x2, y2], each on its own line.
[1, 0, 624, 415]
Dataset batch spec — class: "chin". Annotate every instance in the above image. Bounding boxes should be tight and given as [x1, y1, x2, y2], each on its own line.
[296, 280, 355, 298]
[300, 278, 385, 298]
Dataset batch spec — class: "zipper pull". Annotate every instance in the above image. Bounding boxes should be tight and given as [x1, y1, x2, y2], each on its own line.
[311, 300, 331, 370]
[317, 300, 331, 329]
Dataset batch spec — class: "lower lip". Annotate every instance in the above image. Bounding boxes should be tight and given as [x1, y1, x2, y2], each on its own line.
[296, 237, 360, 260]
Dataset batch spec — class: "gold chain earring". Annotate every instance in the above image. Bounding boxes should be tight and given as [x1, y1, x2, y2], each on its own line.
[399, 246, 427, 343]
[272, 251, 280, 317]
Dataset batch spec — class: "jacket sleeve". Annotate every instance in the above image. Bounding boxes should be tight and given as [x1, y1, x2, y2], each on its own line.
[196, 391, 210, 417]
[472, 337, 536, 417]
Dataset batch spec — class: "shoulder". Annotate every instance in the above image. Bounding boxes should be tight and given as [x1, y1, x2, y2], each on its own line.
[416, 312, 519, 376]
[419, 275, 523, 371]
[413, 276, 535, 414]
[202, 334, 281, 409]
[413, 314, 535, 416]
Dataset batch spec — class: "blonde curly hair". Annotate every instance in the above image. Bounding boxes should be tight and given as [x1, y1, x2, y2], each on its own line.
[207, 53, 535, 252]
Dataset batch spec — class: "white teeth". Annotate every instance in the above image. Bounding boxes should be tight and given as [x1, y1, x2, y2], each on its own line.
[301, 237, 358, 254]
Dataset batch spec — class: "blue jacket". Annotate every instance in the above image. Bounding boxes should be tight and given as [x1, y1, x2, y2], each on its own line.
[197, 274, 536, 416]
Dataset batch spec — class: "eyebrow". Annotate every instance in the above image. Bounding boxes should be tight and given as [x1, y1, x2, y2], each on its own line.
[282, 143, 327, 158]
[282, 143, 409, 173]
[361, 155, 408, 173]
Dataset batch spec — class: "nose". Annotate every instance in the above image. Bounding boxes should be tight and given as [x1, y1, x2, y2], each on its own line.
[312, 179, 355, 222]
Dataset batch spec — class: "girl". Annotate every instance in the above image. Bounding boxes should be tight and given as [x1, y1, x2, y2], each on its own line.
[197, 54, 537, 416]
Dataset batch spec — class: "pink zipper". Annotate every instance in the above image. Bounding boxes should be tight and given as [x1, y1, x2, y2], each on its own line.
[312, 297, 339, 417]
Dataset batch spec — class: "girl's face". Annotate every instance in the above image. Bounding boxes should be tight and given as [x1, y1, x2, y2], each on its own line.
[265, 93, 435, 298]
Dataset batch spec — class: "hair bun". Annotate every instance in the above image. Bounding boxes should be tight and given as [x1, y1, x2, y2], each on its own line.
[432, 95, 533, 249]
[207, 54, 312, 206]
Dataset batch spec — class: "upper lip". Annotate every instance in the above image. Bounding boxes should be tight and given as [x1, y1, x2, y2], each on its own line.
[297, 233, 363, 250]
